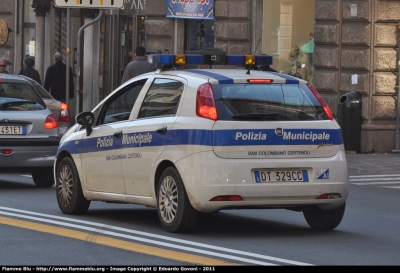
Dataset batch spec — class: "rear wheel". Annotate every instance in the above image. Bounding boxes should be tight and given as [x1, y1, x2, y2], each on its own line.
[32, 168, 54, 187]
[157, 167, 198, 233]
[303, 203, 346, 231]
[56, 157, 90, 215]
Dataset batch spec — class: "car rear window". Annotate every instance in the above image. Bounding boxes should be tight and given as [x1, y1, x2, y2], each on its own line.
[212, 83, 328, 121]
[0, 82, 46, 110]
[33, 82, 53, 99]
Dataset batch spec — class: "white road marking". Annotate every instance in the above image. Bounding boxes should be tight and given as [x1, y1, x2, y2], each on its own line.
[0, 206, 312, 266]
[351, 182, 400, 185]
[349, 174, 400, 188]
[350, 178, 400, 182]
[349, 174, 400, 178]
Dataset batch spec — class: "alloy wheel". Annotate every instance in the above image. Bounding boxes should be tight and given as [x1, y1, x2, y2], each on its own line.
[158, 175, 178, 224]
[57, 164, 73, 207]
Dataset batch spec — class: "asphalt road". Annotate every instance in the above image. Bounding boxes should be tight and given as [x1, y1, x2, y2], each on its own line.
[346, 152, 400, 175]
[1, 152, 400, 265]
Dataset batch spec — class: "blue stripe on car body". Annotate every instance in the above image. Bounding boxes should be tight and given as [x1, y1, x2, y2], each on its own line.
[273, 73, 301, 84]
[57, 128, 343, 155]
[185, 70, 234, 84]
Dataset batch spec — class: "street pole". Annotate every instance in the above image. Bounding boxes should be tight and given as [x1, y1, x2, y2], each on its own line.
[392, 22, 400, 153]
[75, 9, 103, 116]
[66, 8, 70, 108]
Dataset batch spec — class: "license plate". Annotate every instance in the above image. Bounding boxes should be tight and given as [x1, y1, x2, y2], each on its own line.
[255, 170, 309, 182]
[0, 125, 26, 135]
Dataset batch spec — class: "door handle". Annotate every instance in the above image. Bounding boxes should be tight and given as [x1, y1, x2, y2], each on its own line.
[113, 130, 123, 138]
[156, 126, 167, 135]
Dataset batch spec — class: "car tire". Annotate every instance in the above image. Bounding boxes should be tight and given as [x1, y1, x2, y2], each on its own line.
[56, 157, 90, 215]
[32, 168, 55, 187]
[157, 166, 198, 233]
[303, 203, 346, 231]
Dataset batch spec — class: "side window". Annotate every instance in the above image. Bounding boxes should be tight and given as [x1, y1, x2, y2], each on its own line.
[137, 78, 184, 119]
[97, 80, 146, 125]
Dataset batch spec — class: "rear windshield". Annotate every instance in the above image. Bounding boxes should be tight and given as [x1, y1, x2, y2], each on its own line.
[0, 82, 46, 110]
[212, 83, 328, 121]
[32, 81, 53, 99]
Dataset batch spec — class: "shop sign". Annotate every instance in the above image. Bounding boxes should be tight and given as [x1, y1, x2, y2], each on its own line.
[166, 0, 214, 20]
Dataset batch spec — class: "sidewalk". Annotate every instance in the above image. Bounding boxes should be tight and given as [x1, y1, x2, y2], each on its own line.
[346, 152, 400, 176]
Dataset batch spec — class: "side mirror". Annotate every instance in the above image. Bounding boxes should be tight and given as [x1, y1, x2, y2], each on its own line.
[76, 112, 94, 136]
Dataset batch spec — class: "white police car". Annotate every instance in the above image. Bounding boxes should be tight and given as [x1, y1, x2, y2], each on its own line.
[55, 54, 349, 233]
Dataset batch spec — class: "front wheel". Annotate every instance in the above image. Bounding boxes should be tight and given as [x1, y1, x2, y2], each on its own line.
[32, 168, 54, 187]
[56, 157, 90, 215]
[303, 203, 346, 231]
[157, 167, 198, 233]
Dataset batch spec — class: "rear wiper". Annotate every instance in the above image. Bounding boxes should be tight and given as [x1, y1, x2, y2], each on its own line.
[231, 113, 279, 121]
[0, 100, 39, 108]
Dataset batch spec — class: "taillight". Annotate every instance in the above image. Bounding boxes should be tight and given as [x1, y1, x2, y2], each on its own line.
[59, 102, 70, 122]
[210, 195, 243, 201]
[307, 83, 333, 120]
[44, 114, 59, 129]
[316, 193, 341, 199]
[0, 149, 13, 155]
[196, 82, 218, 120]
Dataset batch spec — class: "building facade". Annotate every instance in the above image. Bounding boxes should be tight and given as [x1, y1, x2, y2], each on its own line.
[313, 0, 400, 153]
[0, 0, 399, 153]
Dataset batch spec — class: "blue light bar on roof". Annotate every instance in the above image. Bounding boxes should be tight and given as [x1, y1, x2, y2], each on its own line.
[256, 55, 273, 66]
[147, 54, 204, 66]
[225, 55, 245, 65]
[147, 54, 174, 65]
[147, 54, 273, 66]
[185, 54, 205, 64]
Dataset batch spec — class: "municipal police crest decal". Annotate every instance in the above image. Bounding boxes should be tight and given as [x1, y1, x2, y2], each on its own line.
[316, 168, 329, 179]
[275, 128, 283, 136]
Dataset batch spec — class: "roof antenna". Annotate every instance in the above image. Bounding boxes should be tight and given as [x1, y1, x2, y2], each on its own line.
[246, 38, 261, 75]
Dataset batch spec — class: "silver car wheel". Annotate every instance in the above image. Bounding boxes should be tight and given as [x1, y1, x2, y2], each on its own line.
[158, 175, 178, 224]
[56, 157, 90, 215]
[57, 164, 73, 208]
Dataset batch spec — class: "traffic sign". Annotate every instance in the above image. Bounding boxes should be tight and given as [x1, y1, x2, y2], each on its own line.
[54, 0, 124, 9]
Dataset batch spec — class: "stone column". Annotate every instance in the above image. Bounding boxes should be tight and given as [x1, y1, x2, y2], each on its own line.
[44, 4, 55, 68]
[371, 2, 400, 152]
[279, 0, 294, 69]
[32, 0, 50, 83]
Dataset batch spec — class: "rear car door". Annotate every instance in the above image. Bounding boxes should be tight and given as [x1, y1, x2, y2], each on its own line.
[122, 77, 185, 197]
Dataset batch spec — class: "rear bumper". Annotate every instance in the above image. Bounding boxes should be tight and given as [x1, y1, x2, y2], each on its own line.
[0, 136, 60, 146]
[175, 149, 349, 212]
[0, 144, 58, 169]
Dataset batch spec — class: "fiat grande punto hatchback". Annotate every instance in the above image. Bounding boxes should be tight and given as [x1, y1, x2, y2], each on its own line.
[55, 54, 349, 233]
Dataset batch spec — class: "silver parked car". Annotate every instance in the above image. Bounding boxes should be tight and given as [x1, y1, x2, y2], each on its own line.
[0, 74, 60, 187]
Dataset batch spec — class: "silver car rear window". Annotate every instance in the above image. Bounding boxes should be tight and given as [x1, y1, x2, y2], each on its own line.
[212, 83, 328, 121]
[0, 82, 46, 110]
